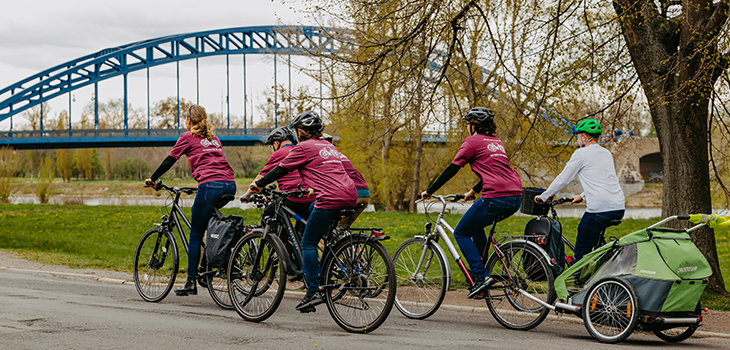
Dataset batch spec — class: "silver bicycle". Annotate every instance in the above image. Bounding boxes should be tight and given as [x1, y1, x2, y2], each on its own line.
[393, 194, 556, 330]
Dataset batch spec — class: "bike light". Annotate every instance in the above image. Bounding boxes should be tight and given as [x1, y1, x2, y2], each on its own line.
[537, 237, 547, 245]
[373, 230, 385, 237]
[699, 315, 703, 322]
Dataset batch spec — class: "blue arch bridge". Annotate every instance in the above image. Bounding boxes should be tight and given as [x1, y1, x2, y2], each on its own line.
[0, 25, 350, 149]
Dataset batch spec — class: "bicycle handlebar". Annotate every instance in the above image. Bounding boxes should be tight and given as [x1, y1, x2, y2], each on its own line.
[415, 194, 466, 204]
[146, 180, 197, 195]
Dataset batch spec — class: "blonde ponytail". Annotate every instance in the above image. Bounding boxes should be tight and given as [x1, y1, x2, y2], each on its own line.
[188, 105, 215, 140]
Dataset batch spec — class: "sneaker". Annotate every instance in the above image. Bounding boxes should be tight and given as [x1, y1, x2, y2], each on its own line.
[467, 276, 494, 299]
[296, 290, 324, 312]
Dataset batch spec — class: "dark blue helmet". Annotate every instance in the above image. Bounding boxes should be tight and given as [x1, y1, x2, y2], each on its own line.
[291, 110, 323, 133]
[265, 127, 295, 145]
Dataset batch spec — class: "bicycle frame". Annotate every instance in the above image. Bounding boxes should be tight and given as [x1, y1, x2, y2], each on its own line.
[416, 196, 554, 288]
[157, 188, 194, 255]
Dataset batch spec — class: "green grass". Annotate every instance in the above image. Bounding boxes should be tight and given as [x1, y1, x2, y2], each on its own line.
[1, 203, 728, 309]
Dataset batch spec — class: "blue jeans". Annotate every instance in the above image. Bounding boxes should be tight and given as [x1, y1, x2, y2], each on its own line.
[300, 206, 339, 293]
[574, 209, 625, 261]
[188, 180, 237, 277]
[453, 195, 522, 280]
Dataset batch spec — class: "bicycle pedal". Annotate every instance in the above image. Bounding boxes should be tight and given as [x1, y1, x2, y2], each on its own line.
[299, 306, 316, 313]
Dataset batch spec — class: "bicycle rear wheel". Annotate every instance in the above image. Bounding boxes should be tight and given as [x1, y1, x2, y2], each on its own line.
[392, 237, 448, 320]
[227, 230, 286, 322]
[206, 267, 233, 309]
[485, 242, 555, 331]
[322, 235, 396, 333]
[133, 227, 179, 302]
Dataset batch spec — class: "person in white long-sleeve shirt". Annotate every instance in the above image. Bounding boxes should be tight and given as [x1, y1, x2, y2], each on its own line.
[535, 118, 625, 262]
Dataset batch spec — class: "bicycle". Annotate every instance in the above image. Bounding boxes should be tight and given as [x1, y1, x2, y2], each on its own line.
[528, 197, 622, 285]
[393, 194, 556, 331]
[133, 180, 236, 309]
[227, 187, 396, 333]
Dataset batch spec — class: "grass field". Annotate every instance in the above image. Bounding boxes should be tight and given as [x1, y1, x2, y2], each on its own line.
[1, 203, 728, 309]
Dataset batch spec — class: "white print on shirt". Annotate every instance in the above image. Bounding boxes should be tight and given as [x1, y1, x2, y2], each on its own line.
[486, 142, 505, 153]
[200, 139, 221, 148]
[319, 145, 346, 160]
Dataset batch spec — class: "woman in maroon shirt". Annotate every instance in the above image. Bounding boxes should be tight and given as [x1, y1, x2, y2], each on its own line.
[145, 105, 237, 296]
[250, 111, 357, 313]
[421, 107, 522, 299]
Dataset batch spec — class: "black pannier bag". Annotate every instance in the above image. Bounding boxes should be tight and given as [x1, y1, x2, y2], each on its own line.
[523, 216, 566, 279]
[206, 209, 244, 268]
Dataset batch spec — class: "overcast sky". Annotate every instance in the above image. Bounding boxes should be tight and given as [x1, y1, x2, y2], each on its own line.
[0, 0, 323, 130]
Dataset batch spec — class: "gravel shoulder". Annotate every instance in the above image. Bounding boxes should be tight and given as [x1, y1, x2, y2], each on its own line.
[1, 249, 728, 336]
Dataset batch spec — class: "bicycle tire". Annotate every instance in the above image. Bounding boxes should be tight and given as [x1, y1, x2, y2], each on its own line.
[206, 266, 233, 309]
[227, 230, 287, 322]
[322, 234, 396, 333]
[485, 241, 555, 331]
[133, 227, 179, 302]
[392, 237, 448, 320]
[583, 276, 639, 343]
[653, 302, 701, 343]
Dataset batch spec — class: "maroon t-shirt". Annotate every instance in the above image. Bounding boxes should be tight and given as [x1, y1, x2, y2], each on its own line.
[260, 144, 315, 204]
[341, 154, 369, 190]
[279, 139, 357, 209]
[452, 134, 522, 198]
[169, 131, 234, 184]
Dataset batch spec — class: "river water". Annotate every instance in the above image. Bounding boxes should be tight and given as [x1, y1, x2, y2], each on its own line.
[8, 196, 727, 219]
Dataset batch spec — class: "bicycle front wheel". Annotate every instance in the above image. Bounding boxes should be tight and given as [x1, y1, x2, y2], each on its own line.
[133, 227, 179, 302]
[322, 235, 396, 333]
[206, 267, 233, 309]
[227, 230, 286, 322]
[485, 242, 555, 331]
[393, 237, 448, 319]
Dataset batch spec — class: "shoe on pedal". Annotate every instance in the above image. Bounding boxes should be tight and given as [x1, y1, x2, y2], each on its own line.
[175, 277, 198, 296]
[296, 290, 324, 311]
[467, 276, 494, 299]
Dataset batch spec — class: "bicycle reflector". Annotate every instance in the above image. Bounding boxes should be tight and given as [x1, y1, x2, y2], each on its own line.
[537, 237, 547, 245]
[373, 230, 385, 237]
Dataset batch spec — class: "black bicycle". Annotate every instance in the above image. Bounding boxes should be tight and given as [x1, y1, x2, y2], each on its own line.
[133, 180, 235, 309]
[227, 187, 396, 333]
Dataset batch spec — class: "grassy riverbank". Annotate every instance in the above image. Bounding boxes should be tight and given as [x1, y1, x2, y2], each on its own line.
[1, 203, 728, 309]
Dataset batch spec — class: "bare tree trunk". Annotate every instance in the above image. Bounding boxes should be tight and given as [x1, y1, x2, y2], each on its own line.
[381, 132, 394, 211]
[409, 133, 424, 212]
[614, 0, 727, 293]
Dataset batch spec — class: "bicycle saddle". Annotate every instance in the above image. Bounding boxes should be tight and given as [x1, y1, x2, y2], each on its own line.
[607, 219, 622, 227]
[216, 194, 235, 209]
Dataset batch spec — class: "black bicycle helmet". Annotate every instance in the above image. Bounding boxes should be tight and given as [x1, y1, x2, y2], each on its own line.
[291, 110, 323, 133]
[462, 107, 495, 124]
[264, 127, 295, 145]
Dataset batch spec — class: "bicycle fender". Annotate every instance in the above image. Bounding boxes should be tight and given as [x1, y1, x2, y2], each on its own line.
[412, 235, 452, 291]
[500, 239, 554, 267]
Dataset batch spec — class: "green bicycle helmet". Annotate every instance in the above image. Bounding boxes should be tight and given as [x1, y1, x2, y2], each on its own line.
[572, 118, 602, 135]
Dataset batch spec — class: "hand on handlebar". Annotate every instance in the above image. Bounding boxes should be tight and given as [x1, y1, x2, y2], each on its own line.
[571, 194, 583, 204]
[249, 182, 262, 194]
[144, 178, 155, 188]
[462, 189, 476, 202]
[534, 195, 544, 204]
[306, 188, 316, 198]
[420, 190, 432, 200]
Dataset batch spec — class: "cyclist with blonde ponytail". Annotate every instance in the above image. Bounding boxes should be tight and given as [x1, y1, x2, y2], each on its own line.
[145, 104, 236, 296]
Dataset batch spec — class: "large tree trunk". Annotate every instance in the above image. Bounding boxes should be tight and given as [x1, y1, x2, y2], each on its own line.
[613, 0, 727, 293]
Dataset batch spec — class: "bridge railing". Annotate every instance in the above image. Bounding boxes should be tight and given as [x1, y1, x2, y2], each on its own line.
[0, 128, 274, 139]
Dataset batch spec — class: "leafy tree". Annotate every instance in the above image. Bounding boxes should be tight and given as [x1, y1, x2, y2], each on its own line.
[55, 149, 74, 182]
[0, 146, 22, 203]
[151, 97, 194, 129]
[34, 156, 54, 204]
[304, 0, 729, 292]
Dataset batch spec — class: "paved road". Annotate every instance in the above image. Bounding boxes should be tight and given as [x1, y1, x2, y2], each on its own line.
[1, 270, 728, 350]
